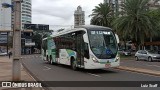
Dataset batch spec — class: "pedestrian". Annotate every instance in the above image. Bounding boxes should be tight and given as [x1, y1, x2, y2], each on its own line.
[8, 51, 11, 59]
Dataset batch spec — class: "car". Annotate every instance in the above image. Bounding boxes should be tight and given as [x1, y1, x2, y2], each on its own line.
[135, 50, 160, 62]
[0, 52, 7, 56]
[118, 49, 131, 56]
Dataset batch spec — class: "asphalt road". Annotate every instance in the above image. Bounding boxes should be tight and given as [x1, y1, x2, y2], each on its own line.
[22, 55, 160, 90]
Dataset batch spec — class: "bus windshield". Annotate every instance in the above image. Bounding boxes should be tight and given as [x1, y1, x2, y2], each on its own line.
[88, 29, 118, 59]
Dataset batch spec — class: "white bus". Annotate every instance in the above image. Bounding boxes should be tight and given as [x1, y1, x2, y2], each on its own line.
[42, 25, 120, 70]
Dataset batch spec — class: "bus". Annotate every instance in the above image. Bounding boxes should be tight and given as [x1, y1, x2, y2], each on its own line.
[42, 25, 120, 70]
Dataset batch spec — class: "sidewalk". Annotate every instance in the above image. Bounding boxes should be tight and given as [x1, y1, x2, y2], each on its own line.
[116, 57, 160, 76]
[0, 56, 43, 90]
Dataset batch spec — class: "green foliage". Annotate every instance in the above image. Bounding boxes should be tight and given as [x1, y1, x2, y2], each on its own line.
[113, 0, 160, 49]
[32, 30, 52, 50]
[32, 34, 41, 49]
[89, 3, 114, 27]
[90, 0, 160, 50]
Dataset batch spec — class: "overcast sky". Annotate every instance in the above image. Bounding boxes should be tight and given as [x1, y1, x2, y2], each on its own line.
[32, 0, 103, 30]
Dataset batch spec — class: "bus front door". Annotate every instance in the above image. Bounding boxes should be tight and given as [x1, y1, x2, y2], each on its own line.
[76, 34, 84, 67]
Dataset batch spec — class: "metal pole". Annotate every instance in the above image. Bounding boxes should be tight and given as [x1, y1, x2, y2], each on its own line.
[12, 0, 22, 81]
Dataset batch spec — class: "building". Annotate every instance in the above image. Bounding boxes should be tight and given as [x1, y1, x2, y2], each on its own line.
[14, 0, 33, 54]
[1, 0, 32, 30]
[11, 0, 32, 29]
[21, 0, 32, 29]
[106, 0, 160, 16]
[0, 0, 33, 54]
[118, 0, 160, 12]
[0, 0, 12, 30]
[21, 30, 35, 54]
[0, 0, 12, 53]
[148, 0, 160, 9]
[74, 6, 85, 27]
[118, 0, 125, 12]
[104, 0, 119, 16]
[22, 24, 50, 54]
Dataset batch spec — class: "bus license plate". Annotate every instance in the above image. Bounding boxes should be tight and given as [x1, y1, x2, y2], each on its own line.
[105, 64, 111, 68]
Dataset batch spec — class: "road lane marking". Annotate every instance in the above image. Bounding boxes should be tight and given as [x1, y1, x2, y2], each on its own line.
[43, 66, 51, 70]
[87, 73, 101, 77]
[147, 64, 160, 68]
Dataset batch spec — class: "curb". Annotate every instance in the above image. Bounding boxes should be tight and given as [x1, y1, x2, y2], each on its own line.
[116, 66, 160, 76]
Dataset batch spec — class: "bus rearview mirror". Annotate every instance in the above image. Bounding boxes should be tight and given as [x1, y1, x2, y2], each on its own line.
[115, 34, 119, 43]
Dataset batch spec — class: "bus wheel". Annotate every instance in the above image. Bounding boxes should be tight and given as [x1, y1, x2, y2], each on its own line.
[71, 59, 77, 70]
[50, 56, 53, 65]
[47, 56, 49, 64]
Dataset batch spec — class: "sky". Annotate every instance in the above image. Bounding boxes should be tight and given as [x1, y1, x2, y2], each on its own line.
[32, 0, 103, 30]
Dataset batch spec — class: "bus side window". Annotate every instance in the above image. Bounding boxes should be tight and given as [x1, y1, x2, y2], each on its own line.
[84, 42, 89, 59]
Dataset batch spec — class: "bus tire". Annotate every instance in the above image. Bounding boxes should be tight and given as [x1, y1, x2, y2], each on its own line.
[50, 56, 53, 65]
[71, 58, 77, 70]
[47, 56, 49, 63]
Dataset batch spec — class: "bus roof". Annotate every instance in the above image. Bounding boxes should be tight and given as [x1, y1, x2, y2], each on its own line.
[75, 25, 111, 30]
[47, 25, 112, 38]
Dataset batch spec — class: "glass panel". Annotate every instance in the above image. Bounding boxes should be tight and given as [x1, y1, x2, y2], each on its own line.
[88, 29, 118, 59]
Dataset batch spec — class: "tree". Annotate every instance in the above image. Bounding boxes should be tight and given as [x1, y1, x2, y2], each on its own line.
[113, 0, 159, 50]
[32, 30, 52, 53]
[32, 34, 41, 50]
[89, 3, 114, 27]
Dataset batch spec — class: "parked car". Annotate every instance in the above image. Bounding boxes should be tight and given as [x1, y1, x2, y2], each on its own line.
[0, 52, 7, 56]
[135, 50, 160, 61]
[118, 49, 131, 56]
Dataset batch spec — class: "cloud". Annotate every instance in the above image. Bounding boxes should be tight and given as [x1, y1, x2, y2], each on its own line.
[32, 0, 103, 29]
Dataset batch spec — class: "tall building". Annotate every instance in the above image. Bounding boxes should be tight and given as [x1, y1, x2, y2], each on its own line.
[11, 0, 32, 29]
[148, 0, 160, 9]
[104, 0, 119, 16]
[21, 0, 32, 29]
[74, 6, 85, 27]
[112, 0, 160, 15]
[0, 0, 12, 30]
[0, 0, 33, 54]
[0, 0, 12, 53]
[20, 0, 33, 54]
[118, 0, 160, 10]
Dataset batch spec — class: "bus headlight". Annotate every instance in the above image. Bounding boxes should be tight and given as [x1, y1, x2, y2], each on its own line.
[115, 56, 120, 62]
[92, 57, 96, 61]
[91, 55, 99, 63]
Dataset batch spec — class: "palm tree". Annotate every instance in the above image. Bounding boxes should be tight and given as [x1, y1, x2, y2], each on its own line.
[89, 3, 114, 27]
[148, 8, 160, 50]
[113, 0, 159, 50]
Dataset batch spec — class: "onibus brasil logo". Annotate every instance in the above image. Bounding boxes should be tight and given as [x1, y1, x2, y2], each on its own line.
[1, 82, 42, 88]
